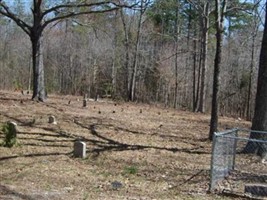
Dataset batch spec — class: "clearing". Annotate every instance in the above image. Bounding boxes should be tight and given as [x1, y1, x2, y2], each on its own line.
[0, 91, 250, 200]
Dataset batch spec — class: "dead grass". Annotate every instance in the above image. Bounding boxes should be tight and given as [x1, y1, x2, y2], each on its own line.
[0, 90, 251, 200]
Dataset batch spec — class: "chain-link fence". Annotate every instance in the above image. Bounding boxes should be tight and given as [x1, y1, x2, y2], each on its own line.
[210, 128, 267, 197]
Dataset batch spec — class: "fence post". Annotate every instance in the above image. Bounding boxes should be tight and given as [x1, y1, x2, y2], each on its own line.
[209, 132, 218, 191]
[232, 129, 238, 170]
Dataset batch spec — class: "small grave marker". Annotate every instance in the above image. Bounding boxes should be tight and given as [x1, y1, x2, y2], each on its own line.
[74, 141, 86, 158]
[48, 116, 57, 124]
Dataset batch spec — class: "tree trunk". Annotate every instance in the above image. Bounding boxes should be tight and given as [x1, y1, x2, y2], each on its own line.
[195, 40, 202, 112]
[28, 54, 32, 93]
[130, 0, 144, 101]
[120, 8, 130, 100]
[31, 35, 45, 101]
[246, 2, 259, 121]
[209, 0, 227, 140]
[31, 0, 45, 101]
[174, 0, 179, 109]
[197, 2, 209, 113]
[111, 10, 119, 98]
[246, 34, 255, 121]
[244, 1, 267, 157]
[192, 38, 197, 111]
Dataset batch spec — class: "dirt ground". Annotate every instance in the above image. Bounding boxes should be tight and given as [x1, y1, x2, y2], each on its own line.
[0, 90, 251, 200]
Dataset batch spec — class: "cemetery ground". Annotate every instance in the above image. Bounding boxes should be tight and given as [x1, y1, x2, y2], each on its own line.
[0, 91, 251, 200]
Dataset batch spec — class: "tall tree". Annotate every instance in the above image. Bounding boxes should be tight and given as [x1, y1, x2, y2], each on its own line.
[209, 0, 227, 140]
[174, 0, 180, 108]
[245, 0, 267, 158]
[186, 0, 212, 113]
[129, 0, 147, 101]
[0, 0, 126, 101]
[246, 0, 261, 120]
[197, 0, 210, 113]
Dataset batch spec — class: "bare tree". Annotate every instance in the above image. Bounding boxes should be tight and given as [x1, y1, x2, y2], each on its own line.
[209, 0, 227, 140]
[0, 0, 127, 101]
[129, 0, 145, 101]
[244, 0, 267, 157]
[186, 0, 212, 112]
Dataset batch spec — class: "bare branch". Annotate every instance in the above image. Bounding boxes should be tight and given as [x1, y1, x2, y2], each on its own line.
[186, 0, 204, 14]
[42, 7, 119, 30]
[42, 1, 136, 17]
[225, 0, 260, 15]
[40, 0, 140, 30]
[0, 2, 31, 35]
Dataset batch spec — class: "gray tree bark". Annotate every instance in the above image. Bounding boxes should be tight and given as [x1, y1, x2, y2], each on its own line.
[209, 0, 227, 140]
[245, 1, 267, 157]
[197, 1, 209, 113]
[130, 0, 145, 101]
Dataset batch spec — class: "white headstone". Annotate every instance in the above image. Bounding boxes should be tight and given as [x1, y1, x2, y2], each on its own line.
[74, 141, 86, 158]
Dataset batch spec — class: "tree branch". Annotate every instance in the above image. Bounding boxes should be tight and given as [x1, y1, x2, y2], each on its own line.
[186, 0, 204, 13]
[0, 2, 31, 35]
[42, 7, 119, 30]
[40, 0, 141, 31]
[42, 1, 136, 18]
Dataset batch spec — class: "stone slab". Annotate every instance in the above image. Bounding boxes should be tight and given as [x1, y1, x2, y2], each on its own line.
[73, 141, 86, 158]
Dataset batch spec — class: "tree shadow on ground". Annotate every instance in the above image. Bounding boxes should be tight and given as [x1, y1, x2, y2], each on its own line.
[1, 114, 209, 162]
[0, 152, 72, 162]
[0, 113, 27, 125]
[230, 170, 267, 183]
[73, 121, 209, 156]
[0, 184, 35, 200]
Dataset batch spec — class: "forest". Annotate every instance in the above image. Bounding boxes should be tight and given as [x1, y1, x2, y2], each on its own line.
[1, 1, 267, 199]
[0, 0, 264, 119]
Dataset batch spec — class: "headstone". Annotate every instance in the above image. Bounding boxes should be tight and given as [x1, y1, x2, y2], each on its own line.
[4, 122, 17, 147]
[73, 141, 86, 158]
[8, 122, 17, 138]
[245, 184, 267, 197]
[48, 116, 57, 124]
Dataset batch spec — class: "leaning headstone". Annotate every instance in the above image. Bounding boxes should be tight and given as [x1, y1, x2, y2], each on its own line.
[3, 122, 17, 147]
[48, 116, 57, 125]
[73, 141, 86, 158]
[245, 184, 267, 197]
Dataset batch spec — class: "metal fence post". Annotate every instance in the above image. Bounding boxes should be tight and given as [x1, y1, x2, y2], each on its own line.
[210, 132, 218, 191]
[232, 129, 238, 170]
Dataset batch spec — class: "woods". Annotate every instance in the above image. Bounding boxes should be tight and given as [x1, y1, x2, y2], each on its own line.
[1, 1, 267, 198]
[0, 0, 263, 117]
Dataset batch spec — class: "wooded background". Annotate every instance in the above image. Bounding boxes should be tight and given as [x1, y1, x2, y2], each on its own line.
[0, 0, 263, 120]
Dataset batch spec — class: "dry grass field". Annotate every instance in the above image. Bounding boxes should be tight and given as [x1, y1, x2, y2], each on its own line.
[0, 90, 251, 200]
